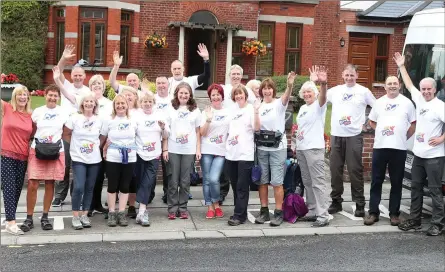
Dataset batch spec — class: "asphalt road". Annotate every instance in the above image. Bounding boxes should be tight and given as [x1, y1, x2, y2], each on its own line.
[1, 233, 444, 271]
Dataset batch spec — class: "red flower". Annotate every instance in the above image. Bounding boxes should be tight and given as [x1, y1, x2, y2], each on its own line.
[1, 73, 20, 84]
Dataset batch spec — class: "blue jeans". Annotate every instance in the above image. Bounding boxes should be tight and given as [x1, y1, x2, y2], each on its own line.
[200, 154, 225, 206]
[71, 161, 101, 211]
[135, 155, 160, 205]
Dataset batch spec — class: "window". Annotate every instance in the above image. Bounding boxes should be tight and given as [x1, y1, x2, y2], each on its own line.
[256, 22, 274, 76]
[374, 35, 388, 82]
[232, 38, 244, 67]
[285, 24, 302, 74]
[120, 11, 132, 67]
[54, 7, 65, 62]
[79, 8, 107, 66]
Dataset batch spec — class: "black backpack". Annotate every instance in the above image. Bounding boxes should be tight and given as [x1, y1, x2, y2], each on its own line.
[283, 158, 304, 198]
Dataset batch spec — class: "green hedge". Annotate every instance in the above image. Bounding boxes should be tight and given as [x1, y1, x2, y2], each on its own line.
[270, 75, 310, 112]
[1, 1, 53, 90]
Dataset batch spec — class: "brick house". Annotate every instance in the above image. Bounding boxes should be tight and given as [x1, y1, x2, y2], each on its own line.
[43, 0, 443, 180]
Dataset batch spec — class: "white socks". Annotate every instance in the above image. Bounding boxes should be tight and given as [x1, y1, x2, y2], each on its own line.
[138, 204, 147, 215]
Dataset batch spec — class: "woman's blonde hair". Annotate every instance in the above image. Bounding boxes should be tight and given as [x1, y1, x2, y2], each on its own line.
[112, 94, 130, 118]
[89, 74, 106, 94]
[139, 91, 156, 105]
[121, 86, 139, 109]
[299, 81, 319, 99]
[78, 93, 99, 115]
[10, 85, 32, 114]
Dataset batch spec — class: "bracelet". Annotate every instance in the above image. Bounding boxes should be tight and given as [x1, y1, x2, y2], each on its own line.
[206, 119, 212, 123]
[162, 150, 168, 152]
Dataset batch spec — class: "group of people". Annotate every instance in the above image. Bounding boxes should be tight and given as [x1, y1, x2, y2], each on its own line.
[1, 43, 444, 237]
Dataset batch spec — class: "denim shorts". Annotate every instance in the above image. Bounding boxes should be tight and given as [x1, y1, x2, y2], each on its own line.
[256, 148, 287, 186]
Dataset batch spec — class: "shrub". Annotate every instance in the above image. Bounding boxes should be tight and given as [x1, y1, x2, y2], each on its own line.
[270, 75, 310, 112]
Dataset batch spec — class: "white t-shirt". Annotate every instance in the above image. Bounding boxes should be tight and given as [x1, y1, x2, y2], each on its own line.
[101, 116, 137, 163]
[222, 84, 256, 109]
[258, 98, 288, 151]
[62, 80, 91, 115]
[135, 111, 165, 161]
[225, 104, 255, 161]
[410, 87, 445, 158]
[200, 108, 231, 156]
[98, 97, 112, 119]
[65, 113, 103, 164]
[166, 106, 201, 155]
[327, 84, 376, 137]
[167, 76, 201, 97]
[31, 105, 69, 152]
[296, 101, 327, 150]
[154, 93, 172, 115]
[368, 94, 416, 150]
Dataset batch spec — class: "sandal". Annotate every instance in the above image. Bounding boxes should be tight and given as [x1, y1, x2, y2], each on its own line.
[20, 219, 34, 232]
[40, 218, 53, 231]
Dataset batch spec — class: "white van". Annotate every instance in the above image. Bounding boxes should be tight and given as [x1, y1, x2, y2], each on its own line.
[400, 8, 445, 195]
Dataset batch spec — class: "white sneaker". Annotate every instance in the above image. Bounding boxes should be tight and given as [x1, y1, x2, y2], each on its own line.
[5, 223, 24, 235]
[136, 213, 143, 225]
[80, 215, 91, 228]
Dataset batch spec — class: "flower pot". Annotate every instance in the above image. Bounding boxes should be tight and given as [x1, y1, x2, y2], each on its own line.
[1, 83, 21, 101]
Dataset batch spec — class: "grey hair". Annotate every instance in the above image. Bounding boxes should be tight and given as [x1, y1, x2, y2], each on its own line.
[228, 64, 243, 76]
[419, 77, 437, 89]
[89, 74, 106, 93]
[246, 79, 261, 90]
[343, 63, 358, 72]
[299, 81, 319, 99]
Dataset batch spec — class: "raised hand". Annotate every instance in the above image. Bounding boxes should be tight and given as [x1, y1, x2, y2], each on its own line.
[393, 52, 405, 68]
[62, 45, 76, 60]
[309, 65, 319, 82]
[113, 51, 123, 66]
[197, 43, 209, 61]
[253, 99, 261, 111]
[141, 78, 151, 92]
[317, 66, 328, 84]
[204, 105, 213, 120]
[287, 71, 297, 87]
[52, 66, 61, 81]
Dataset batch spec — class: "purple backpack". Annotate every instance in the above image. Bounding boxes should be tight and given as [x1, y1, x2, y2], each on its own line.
[283, 193, 308, 223]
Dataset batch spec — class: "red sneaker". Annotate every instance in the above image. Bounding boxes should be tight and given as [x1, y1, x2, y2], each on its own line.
[168, 213, 176, 220]
[215, 208, 224, 218]
[179, 212, 189, 219]
[206, 210, 215, 219]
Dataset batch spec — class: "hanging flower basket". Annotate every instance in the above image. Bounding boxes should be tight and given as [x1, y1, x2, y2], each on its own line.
[144, 33, 168, 49]
[1, 73, 21, 101]
[242, 39, 267, 57]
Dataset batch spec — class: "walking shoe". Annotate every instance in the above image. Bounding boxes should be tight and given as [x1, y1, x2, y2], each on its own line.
[390, 215, 400, 226]
[312, 219, 330, 228]
[127, 206, 137, 219]
[206, 210, 215, 219]
[107, 212, 117, 227]
[188, 193, 193, 199]
[179, 211, 189, 219]
[228, 217, 245, 226]
[328, 202, 342, 214]
[94, 206, 108, 214]
[364, 214, 379, 226]
[398, 219, 422, 231]
[426, 224, 442, 236]
[80, 215, 91, 228]
[168, 213, 176, 220]
[72, 217, 83, 230]
[5, 223, 24, 236]
[141, 210, 150, 227]
[52, 198, 62, 207]
[136, 213, 143, 224]
[354, 205, 365, 217]
[298, 215, 317, 222]
[215, 208, 224, 218]
[87, 210, 93, 217]
[117, 212, 128, 226]
[270, 209, 284, 227]
[20, 219, 34, 232]
[255, 207, 270, 224]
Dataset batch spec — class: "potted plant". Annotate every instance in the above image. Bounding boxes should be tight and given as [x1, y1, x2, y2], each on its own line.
[1, 73, 21, 101]
[144, 33, 168, 49]
[242, 39, 267, 57]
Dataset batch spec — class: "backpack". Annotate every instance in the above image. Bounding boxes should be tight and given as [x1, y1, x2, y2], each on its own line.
[283, 159, 304, 197]
[283, 193, 308, 223]
[190, 162, 202, 186]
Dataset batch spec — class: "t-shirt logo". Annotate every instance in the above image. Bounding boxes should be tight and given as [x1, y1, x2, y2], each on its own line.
[38, 135, 53, 143]
[416, 133, 425, 143]
[157, 103, 168, 109]
[298, 112, 307, 119]
[83, 120, 94, 130]
[178, 112, 189, 119]
[228, 135, 239, 146]
[80, 143, 94, 154]
[296, 130, 304, 141]
[118, 123, 130, 131]
[210, 135, 223, 144]
[261, 108, 272, 116]
[342, 93, 354, 101]
[382, 126, 395, 136]
[385, 104, 399, 111]
[339, 116, 352, 126]
[233, 113, 243, 120]
[176, 134, 189, 144]
[144, 120, 155, 127]
[142, 142, 156, 152]
[419, 109, 429, 116]
[215, 115, 226, 121]
[43, 113, 57, 120]
[99, 105, 104, 109]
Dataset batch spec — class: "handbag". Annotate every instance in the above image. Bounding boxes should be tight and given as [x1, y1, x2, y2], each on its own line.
[34, 139, 62, 160]
[251, 142, 262, 184]
[254, 130, 283, 148]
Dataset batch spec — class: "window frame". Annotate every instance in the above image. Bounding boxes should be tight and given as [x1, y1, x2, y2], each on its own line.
[78, 7, 108, 67]
[373, 34, 389, 82]
[120, 10, 133, 67]
[54, 7, 66, 64]
[232, 37, 245, 67]
[284, 23, 303, 74]
[256, 21, 275, 77]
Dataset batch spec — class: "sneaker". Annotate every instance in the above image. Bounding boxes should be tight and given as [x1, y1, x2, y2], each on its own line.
[80, 215, 91, 228]
[188, 193, 193, 199]
[354, 204, 365, 217]
[72, 217, 83, 230]
[20, 219, 34, 232]
[87, 211, 93, 217]
[117, 211, 128, 226]
[136, 213, 143, 224]
[94, 206, 107, 214]
[311, 219, 330, 227]
[141, 210, 150, 227]
[179, 211, 189, 219]
[206, 210, 215, 219]
[390, 215, 400, 226]
[52, 198, 62, 207]
[228, 217, 245, 226]
[168, 213, 176, 220]
[398, 219, 422, 231]
[107, 212, 117, 227]
[270, 209, 284, 227]
[215, 208, 224, 218]
[5, 223, 24, 236]
[255, 207, 270, 224]
[298, 215, 317, 222]
[127, 206, 137, 219]
[426, 224, 442, 236]
[364, 214, 379, 226]
[328, 201, 342, 214]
